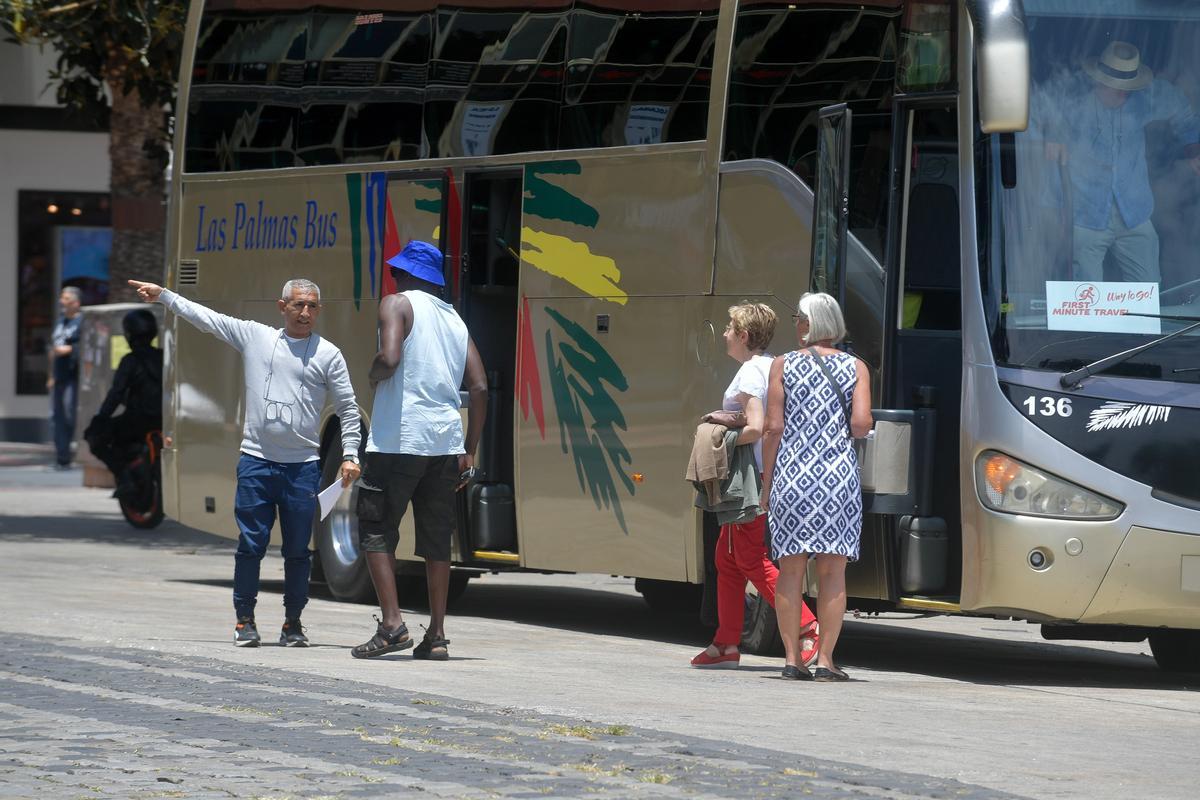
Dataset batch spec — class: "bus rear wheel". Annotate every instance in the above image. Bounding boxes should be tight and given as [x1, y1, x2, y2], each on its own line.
[314, 435, 374, 603]
[1149, 629, 1200, 672]
[741, 591, 783, 655]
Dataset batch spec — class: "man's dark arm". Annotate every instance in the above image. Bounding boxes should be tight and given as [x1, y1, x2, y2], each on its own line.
[461, 338, 488, 461]
[369, 293, 412, 383]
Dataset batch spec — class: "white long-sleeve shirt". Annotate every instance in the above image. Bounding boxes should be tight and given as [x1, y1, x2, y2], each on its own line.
[160, 289, 360, 464]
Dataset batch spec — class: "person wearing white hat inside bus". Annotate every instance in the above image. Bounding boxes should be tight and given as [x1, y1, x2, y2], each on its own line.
[1039, 40, 1200, 283]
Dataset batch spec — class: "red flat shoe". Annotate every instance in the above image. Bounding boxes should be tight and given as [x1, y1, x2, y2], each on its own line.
[690, 648, 740, 669]
[799, 622, 820, 668]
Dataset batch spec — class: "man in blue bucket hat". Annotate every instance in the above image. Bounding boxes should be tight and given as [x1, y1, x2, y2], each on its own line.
[352, 241, 488, 661]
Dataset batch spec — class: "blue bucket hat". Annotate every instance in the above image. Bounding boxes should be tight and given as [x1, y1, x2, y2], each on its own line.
[386, 240, 445, 287]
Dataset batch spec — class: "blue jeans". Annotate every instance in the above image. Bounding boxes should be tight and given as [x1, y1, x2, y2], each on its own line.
[52, 378, 77, 466]
[233, 454, 320, 620]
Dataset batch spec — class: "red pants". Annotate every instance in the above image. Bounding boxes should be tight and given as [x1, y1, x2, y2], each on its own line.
[714, 514, 816, 647]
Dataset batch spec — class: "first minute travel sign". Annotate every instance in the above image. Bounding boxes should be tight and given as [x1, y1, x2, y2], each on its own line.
[1045, 281, 1161, 334]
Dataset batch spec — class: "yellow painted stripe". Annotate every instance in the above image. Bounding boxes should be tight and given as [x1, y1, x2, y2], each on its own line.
[898, 597, 962, 613]
[472, 550, 520, 564]
[520, 227, 628, 305]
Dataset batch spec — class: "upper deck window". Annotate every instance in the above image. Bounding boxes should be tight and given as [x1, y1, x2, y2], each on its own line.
[184, 0, 717, 172]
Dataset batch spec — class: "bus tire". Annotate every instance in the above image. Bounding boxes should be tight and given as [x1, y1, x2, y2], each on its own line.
[313, 427, 374, 603]
[1149, 629, 1200, 672]
[741, 591, 783, 655]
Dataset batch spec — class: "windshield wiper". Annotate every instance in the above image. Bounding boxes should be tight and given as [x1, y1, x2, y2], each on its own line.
[1059, 313, 1200, 389]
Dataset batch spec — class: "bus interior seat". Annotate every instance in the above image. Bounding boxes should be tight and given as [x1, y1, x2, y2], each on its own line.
[903, 182, 961, 331]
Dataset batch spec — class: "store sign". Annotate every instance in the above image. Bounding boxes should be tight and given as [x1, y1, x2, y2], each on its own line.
[1045, 281, 1160, 334]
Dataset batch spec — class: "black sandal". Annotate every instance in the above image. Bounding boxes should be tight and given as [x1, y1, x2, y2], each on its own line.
[413, 629, 450, 661]
[350, 616, 413, 659]
[812, 666, 849, 682]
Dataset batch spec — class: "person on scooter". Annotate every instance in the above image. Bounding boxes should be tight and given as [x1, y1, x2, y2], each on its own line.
[85, 309, 163, 498]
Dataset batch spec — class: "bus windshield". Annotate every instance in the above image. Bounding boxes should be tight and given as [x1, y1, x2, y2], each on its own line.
[987, 0, 1200, 383]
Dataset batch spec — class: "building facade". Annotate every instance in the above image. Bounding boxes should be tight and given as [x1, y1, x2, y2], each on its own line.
[1, 42, 110, 441]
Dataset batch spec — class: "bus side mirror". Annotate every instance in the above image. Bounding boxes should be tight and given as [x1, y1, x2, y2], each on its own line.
[966, 0, 1030, 134]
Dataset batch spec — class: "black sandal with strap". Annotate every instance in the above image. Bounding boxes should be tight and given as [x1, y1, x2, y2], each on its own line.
[350, 616, 413, 659]
[413, 629, 450, 661]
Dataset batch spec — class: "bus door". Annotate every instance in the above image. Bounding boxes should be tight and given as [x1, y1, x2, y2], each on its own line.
[812, 99, 961, 605]
[883, 96, 963, 602]
[457, 169, 523, 560]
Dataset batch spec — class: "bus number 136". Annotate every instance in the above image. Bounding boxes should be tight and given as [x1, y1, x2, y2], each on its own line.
[1023, 396, 1073, 418]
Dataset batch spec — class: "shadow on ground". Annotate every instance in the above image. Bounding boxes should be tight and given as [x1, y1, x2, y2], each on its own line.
[176, 576, 1199, 693]
[0, 512, 231, 552]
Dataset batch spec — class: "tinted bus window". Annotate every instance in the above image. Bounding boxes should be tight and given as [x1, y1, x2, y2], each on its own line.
[724, 1, 900, 261]
[425, 4, 567, 158]
[185, 0, 708, 171]
[299, 10, 430, 163]
[560, 1, 716, 149]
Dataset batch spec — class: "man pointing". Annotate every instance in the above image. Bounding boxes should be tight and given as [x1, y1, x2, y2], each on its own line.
[129, 278, 361, 647]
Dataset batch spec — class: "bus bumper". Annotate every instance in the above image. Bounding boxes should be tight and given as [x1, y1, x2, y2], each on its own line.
[964, 506, 1200, 633]
[964, 511, 1200, 630]
[1078, 526, 1200, 630]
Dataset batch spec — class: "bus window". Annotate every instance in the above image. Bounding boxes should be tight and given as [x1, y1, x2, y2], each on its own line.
[186, 7, 308, 172]
[559, 1, 717, 149]
[426, 5, 567, 158]
[299, 9, 430, 164]
[900, 105, 960, 331]
[898, 0, 956, 93]
[723, 1, 901, 264]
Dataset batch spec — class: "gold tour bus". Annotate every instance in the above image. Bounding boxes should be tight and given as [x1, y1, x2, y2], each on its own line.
[163, 0, 1200, 670]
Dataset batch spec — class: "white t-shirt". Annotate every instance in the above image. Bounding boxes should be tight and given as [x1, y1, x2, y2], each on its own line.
[722, 354, 772, 471]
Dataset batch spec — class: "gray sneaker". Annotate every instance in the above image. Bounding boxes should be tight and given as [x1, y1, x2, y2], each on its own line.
[234, 616, 260, 647]
[279, 618, 309, 647]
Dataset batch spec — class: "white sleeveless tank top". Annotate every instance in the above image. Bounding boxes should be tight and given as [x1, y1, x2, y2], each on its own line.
[366, 290, 469, 456]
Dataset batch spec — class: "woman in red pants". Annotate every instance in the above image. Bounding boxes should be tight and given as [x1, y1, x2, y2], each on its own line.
[691, 303, 818, 669]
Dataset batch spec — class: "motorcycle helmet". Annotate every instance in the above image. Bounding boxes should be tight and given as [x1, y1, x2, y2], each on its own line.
[122, 309, 158, 346]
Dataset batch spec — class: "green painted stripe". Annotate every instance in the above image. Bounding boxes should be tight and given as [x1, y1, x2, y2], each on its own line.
[346, 173, 363, 309]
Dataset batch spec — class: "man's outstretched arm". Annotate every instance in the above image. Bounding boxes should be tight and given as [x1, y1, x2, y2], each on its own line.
[129, 279, 258, 352]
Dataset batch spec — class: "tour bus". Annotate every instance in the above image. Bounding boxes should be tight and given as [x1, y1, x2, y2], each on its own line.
[165, 0, 1200, 671]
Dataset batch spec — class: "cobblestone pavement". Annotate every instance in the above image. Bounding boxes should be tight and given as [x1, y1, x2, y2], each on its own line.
[0, 634, 1020, 800]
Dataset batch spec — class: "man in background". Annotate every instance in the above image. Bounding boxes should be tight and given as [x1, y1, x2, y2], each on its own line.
[48, 286, 83, 469]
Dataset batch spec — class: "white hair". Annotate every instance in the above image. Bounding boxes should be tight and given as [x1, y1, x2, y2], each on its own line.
[60, 286, 82, 301]
[282, 278, 320, 302]
[797, 292, 847, 345]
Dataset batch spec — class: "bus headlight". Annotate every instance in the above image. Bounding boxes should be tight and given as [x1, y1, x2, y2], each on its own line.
[975, 451, 1123, 521]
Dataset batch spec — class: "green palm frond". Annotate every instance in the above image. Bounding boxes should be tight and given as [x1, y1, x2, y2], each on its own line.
[544, 307, 634, 533]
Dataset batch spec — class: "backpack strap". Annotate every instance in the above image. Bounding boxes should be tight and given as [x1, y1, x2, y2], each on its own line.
[807, 347, 851, 439]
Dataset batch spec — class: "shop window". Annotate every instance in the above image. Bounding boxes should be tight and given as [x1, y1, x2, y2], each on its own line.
[16, 191, 111, 395]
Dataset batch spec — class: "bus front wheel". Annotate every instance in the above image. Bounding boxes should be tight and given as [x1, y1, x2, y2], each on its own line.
[1149, 629, 1200, 672]
[314, 436, 374, 603]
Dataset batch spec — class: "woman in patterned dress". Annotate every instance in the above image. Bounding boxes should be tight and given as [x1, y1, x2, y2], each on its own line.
[761, 293, 872, 681]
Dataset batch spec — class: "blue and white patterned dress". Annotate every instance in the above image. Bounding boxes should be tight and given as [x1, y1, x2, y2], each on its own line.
[768, 350, 862, 561]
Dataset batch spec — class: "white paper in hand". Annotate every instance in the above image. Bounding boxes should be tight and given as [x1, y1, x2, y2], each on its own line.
[318, 479, 346, 521]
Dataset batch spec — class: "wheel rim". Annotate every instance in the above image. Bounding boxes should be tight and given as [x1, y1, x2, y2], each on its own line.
[325, 486, 360, 568]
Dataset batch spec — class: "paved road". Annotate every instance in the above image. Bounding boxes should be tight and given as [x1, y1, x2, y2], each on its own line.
[0, 461, 1197, 799]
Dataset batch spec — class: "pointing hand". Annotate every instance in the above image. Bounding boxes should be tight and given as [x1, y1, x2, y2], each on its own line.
[128, 280, 163, 302]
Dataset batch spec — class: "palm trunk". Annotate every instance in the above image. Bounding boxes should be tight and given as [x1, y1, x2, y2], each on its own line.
[104, 66, 167, 303]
